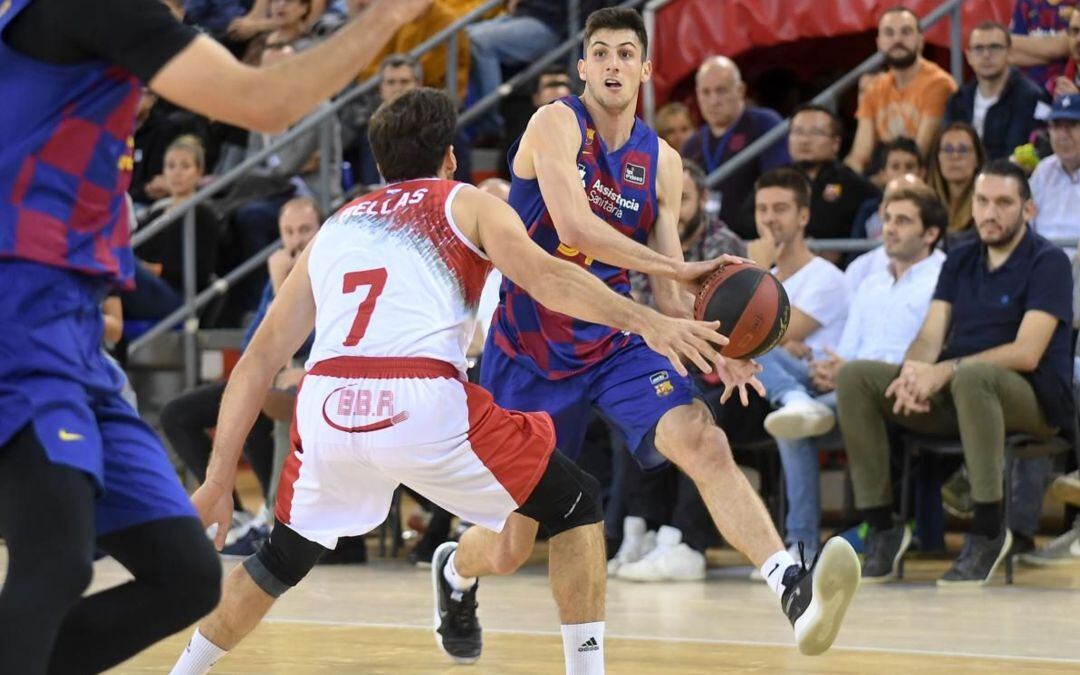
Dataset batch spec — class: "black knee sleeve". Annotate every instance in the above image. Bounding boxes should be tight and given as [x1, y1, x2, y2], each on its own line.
[516, 451, 603, 537]
[244, 521, 327, 597]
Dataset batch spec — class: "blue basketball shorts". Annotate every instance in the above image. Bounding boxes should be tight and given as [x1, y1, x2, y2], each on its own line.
[480, 335, 705, 470]
[0, 260, 195, 535]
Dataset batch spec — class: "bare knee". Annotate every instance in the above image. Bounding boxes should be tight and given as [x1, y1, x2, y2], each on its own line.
[656, 408, 737, 480]
[488, 537, 533, 576]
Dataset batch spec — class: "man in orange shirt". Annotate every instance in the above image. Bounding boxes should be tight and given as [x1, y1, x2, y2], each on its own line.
[846, 7, 957, 173]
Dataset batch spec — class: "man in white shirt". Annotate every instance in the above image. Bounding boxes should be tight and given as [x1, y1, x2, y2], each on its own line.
[763, 185, 946, 557]
[1030, 94, 1080, 256]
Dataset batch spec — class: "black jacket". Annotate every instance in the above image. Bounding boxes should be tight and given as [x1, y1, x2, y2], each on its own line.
[944, 68, 1049, 160]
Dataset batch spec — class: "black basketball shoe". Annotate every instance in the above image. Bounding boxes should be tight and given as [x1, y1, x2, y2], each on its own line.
[781, 537, 861, 656]
[432, 542, 482, 664]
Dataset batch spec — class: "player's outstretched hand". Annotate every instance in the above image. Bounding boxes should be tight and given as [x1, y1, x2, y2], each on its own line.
[642, 315, 729, 377]
[714, 357, 766, 406]
[192, 481, 235, 551]
[673, 254, 753, 294]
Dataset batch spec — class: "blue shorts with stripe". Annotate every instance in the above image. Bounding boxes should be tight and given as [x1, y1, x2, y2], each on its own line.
[480, 334, 704, 470]
[0, 260, 195, 535]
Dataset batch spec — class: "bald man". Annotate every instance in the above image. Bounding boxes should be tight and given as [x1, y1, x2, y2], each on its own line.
[682, 55, 790, 237]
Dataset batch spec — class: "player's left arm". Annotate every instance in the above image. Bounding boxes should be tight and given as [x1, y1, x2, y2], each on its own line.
[646, 142, 694, 319]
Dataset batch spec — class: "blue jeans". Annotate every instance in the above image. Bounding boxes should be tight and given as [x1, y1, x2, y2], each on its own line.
[757, 348, 813, 407]
[466, 15, 559, 135]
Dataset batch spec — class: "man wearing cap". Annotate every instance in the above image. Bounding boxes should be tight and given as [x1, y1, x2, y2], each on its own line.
[1030, 94, 1080, 254]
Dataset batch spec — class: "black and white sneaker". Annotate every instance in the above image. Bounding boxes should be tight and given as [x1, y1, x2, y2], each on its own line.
[781, 538, 861, 656]
[432, 542, 482, 664]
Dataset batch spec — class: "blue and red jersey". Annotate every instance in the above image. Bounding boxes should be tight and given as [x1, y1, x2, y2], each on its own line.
[490, 95, 659, 379]
[0, 0, 140, 289]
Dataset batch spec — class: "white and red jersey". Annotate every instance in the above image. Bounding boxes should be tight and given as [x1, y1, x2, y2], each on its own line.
[305, 179, 491, 374]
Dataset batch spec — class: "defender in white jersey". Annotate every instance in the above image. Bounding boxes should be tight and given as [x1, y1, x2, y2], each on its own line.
[172, 89, 730, 675]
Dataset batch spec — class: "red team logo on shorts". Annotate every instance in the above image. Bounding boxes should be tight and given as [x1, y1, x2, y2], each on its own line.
[321, 384, 409, 433]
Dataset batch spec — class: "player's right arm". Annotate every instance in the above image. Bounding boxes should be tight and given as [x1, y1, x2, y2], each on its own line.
[456, 187, 728, 377]
[514, 103, 721, 285]
[150, 0, 432, 133]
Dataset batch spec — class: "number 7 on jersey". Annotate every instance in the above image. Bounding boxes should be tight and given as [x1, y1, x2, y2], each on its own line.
[342, 268, 388, 346]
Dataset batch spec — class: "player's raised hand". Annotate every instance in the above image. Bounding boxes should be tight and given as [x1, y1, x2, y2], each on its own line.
[191, 480, 235, 551]
[713, 357, 766, 406]
[641, 315, 729, 377]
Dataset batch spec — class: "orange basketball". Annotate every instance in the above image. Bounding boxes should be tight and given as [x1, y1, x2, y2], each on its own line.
[693, 262, 790, 359]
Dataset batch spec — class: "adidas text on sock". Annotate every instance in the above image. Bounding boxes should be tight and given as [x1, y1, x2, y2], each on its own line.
[561, 621, 605, 675]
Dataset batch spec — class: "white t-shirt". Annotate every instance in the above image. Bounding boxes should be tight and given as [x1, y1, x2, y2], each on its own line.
[972, 90, 999, 139]
[774, 256, 849, 359]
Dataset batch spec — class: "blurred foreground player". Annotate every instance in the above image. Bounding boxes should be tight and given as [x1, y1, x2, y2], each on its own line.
[468, 6, 861, 660]
[0, 0, 428, 671]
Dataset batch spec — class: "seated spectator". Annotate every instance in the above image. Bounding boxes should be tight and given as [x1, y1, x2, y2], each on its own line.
[497, 64, 575, 180]
[836, 160, 1074, 586]
[1009, 0, 1077, 92]
[852, 137, 924, 241]
[1011, 5, 1080, 97]
[130, 88, 180, 210]
[654, 101, 695, 155]
[927, 122, 985, 246]
[846, 7, 957, 172]
[160, 197, 322, 554]
[261, 0, 320, 52]
[948, 21, 1049, 163]
[683, 56, 789, 238]
[763, 187, 945, 558]
[123, 135, 220, 321]
[1030, 94, 1080, 254]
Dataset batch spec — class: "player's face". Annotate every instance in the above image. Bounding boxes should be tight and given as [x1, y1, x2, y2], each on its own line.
[882, 199, 933, 262]
[972, 174, 1033, 248]
[755, 186, 808, 245]
[578, 29, 650, 112]
[163, 148, 201, 197]
[279, 204, 321, 255]
[379, 65, 420, 103]
[883, 150, 921, 182]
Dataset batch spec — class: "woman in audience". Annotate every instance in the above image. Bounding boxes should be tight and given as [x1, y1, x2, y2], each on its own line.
[927, 122, 985, 246]
[123, 135, 220, 321]
[655, 101, 696, 154]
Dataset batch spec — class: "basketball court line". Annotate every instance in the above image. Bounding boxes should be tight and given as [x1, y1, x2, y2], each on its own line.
[260, 616, 1080, 666]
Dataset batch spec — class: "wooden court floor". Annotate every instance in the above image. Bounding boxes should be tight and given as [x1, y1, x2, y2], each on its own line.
[3, 541, 1075, 674]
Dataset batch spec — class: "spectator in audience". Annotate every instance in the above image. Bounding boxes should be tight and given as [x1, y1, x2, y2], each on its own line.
[262, 0, 320, 52]
[184, 0, 255, 41]
[927, 122, 985, 245]
[654, 101, 695, 155]
[853, 137, 924, 240]
[836, 160, 1074, 586]
[846, 7, 957, 172]
[160, 197, 322, 554]
[683, 55, 789, 238]
[765, 187, 945, 558]
[130, 87, 181, 210]
[123, 135, 220, 321]
[498, 64, 575, 180]
[1010, 1, 1079, 95]
[1030, 94, 1080, 253]
[945, 22, 1049, 161]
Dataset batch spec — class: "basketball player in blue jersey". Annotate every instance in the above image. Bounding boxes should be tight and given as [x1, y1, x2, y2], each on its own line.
[0, 0, 427, 671]
[443, 7, 862, 661]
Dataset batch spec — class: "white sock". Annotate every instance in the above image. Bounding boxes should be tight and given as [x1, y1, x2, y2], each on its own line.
[760, 549, 798, 597]
[779, 389, 814, 407]
[561, 621, 605, 675]
[443, 551, 477, 592]
[169, 628, 226, 675]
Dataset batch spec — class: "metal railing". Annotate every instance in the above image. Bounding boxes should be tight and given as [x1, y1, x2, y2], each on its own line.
[129, 0, 502, 387]
[641, 0, 969, 190]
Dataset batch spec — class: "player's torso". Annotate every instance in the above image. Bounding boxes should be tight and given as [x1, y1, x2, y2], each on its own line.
[0, 0, 139, 287]
[306, 179, 491, 374]
[496, 96, 659, 377]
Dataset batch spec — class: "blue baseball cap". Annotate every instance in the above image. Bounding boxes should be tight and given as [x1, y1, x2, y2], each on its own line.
[1049, 94, 1080, 122]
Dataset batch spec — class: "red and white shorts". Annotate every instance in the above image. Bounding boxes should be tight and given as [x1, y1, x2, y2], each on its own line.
[275, 356, 556, 549]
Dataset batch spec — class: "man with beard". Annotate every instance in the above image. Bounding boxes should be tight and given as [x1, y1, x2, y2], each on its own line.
[945, 21, 1049, 160]
[836, 160, 1075, 586]
[846, 7, 957, 173]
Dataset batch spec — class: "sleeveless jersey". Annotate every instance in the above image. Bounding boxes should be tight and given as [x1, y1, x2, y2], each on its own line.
[491, 95, 659, 379]
[0, 0, 140, 288]
[306, 179, 492, 374]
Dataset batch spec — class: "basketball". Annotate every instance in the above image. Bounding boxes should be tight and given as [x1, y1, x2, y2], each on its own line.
[693, 262, 790, 359]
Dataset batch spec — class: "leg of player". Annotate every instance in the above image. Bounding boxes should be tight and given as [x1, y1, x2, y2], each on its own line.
[654, 400, 860, 656]
[170, 523, 327, 675]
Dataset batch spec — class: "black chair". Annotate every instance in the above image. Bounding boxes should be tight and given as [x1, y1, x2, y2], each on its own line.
[897, 432, 1072, 583]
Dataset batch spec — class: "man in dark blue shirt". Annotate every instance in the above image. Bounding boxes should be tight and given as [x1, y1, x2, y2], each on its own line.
[835, 160, 1074, 586]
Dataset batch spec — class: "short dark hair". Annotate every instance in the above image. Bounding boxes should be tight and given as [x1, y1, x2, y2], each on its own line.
[533, 64, 571, 94]
[883, 136, 924, 168]
[880, 5, 920, 31]
[754, 167, 811, 209]
[368, 88, 456, 182]
[379, 53, 423, 81]
[971, 20, 1011, 47]
[977, 159, 1032, 201]
[792, 103, 842, 137]
[584, 7, 648, 57]
[682, 159, 708, 196]
[883, 186, 947, 248]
